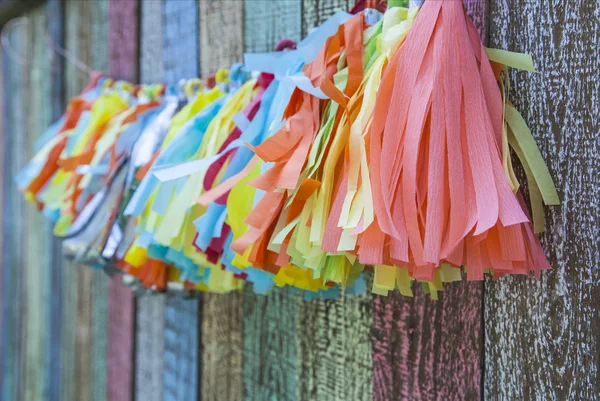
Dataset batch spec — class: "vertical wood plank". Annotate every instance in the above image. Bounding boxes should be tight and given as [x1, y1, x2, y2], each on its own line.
[294, 3, 373, 401]
[243, 287, 297, 401]
[135, 2, 166, 401]
[140, 0, 164, 84]
[301, 0, 353, 37]
[107, 1, 139, 401]
[296, 277, 374, 401]
[23, 8, 53, 401]
[46, 1, 66, 400]
[88, 2, 111, 401]
[1, 17, 28, 401]
[109, 0, 139, 82]
[240, 4, 304, 401]
[61, 1, 112, 400]
[197, 3, 244, 400]
[161, 1, 200, 400]
[198, 0, 244, 78]
[135, 295, 165, 401]
[0, 35, 4, 400]
[163, 296, 200, 401]
[371, 3, 488, 401]
[484, 1, 600, 400]
[243, 0, 302, 53]
[0, 13, 5, 399]
[60, 6, 81, 399]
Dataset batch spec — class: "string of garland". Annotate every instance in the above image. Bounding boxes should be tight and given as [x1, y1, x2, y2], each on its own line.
[15, 0, 559, 300]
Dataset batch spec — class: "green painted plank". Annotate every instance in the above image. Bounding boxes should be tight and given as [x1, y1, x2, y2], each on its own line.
[243, 0, 302, 53]
[295, 3, 373, 400]
[240, 3, 301, 400]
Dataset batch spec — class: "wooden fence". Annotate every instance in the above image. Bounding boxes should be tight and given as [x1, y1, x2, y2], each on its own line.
[0, 0, 597, 400]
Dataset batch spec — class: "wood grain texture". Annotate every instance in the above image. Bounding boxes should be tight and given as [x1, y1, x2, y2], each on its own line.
[0, 41, 4, 401]
[0, 22, 5, 401]
[243, 287, 297, 401]
[135, 2, 165, 401]
[372, 282, 483, 401]
[107, 277, 135, 401]
[484, 1, 600, 400]
[162, 1, 201, 400]
[23, 8, 53, 401]
[296, 277, 374, 401]
[163, 0, 199, 83]
[240, 5, 302, 401]
[87, 2, 110, 401]
[243, 0, 302, 53]
[197, 4, 244, 401]
[294, 3, 375, 401]
[107, 1, 138, 400]
[59, 261, 78, 401]
[109, 0, 139, 82]
[371, 3, 488, 401]
[201, 292, 243, 401]
[140, 0, 163, 84]
[134, 295, 165, 401]
[1, 18, 27, 401]
[198, 0, 244, 77]
[301, 0, 353, 37]
[75, 266, 94, 401]
[46, 1, 66, 400]
[61, 2, 111, 399]
[163, 296, 200, 401]
[91, 273, 109, 401]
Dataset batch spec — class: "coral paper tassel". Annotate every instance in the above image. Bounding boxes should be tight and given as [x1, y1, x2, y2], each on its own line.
[367, 0, 549, 279]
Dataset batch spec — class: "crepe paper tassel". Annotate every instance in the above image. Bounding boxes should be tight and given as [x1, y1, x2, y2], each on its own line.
[364, 0, 555, 286]
[231, 14, 366, 282]
[16, 75, 107, 205]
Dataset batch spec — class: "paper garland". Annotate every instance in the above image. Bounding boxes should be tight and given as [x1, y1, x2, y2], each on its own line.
[15, 0, 559, 299]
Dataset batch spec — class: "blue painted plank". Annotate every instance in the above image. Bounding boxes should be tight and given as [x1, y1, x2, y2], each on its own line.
[162, 1, 200, 400]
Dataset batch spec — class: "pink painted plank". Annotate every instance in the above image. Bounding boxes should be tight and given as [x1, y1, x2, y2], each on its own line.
[371, 2, 489, 400]
[107, 1, 138, 401]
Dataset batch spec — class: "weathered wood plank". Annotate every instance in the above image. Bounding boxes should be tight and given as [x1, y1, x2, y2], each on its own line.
[90, 273, 109, 401]
[161, 1, 201, 400]
[485, 1, 600, 400]
[87, 2, 111, 401]
[135, 2, 165, 401]
[0, 36, 4, 400]
[240, 4, 302, 401]
[301, 0, 353, 37]
[140, 0, 163, 84]
[296, 276, 374, 401]
[135, 295, 165, 401]
[198, 0, 244, 77]
[61, 2, 111, 399]
[45, 1, 66, 400]
[197, 3, 244, 400]
[294, 3, 374, 401]
[109, 0, 139, 82]
[371, 3, 488, 401]
[243, 287, 297, 401]
[23, 8, 53, 401]
[372, 282, 483, 401]
[1, 16, 28, 401]
[107, 1, 139, 401]
[163, 296, 200, 401]
[243, 0, 302, 53]
[163, 0, 199, 83]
